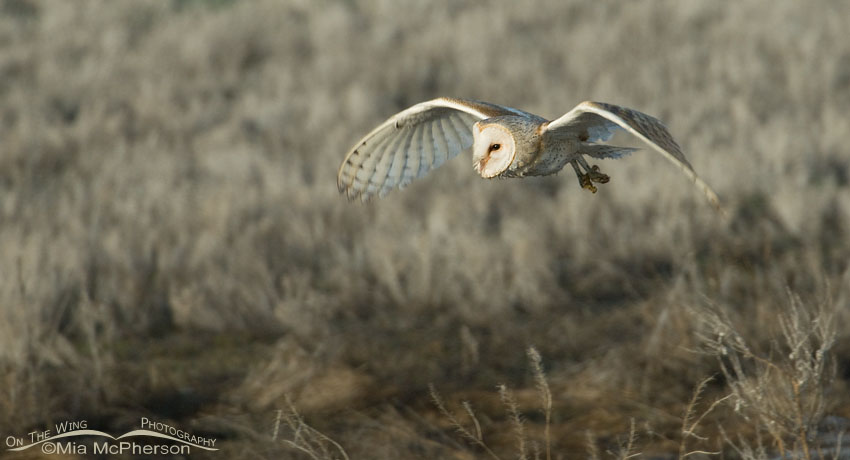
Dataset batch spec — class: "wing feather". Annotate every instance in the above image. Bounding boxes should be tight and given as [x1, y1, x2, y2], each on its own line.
[359, 132, 399, 197]
[545, 101, 722, 211]
[431, 117, 451, 169]
[449, 112, 474, 146]
[400, 123, 423, 188]
[340, 127, 392, 192]
[419, 120, 435, 179]
[351, 131, 393, 191]
[348, 133, 395, 197]
[587, 122, 618, 142]
[440, 117, 463, 165]
[338, 97, 518, 200]
[382, 127, 416, 196]
[369, 130, 407, 196]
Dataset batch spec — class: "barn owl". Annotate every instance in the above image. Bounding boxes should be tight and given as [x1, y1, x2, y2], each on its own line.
[337, 98, 720, 210]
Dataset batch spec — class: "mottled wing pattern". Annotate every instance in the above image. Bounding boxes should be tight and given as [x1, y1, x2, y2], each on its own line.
[545, 101, 721, 211]
[337, 97, 517, 201]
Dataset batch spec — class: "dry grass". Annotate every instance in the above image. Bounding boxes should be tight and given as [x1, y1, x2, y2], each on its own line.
[1, 0, 849, 458]
[694, 290, 841, 459]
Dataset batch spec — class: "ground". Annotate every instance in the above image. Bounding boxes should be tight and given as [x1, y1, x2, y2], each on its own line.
[1, 1, 849, 459]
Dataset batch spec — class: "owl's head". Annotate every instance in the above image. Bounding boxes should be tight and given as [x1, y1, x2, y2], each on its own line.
[472, 122, 517, 178]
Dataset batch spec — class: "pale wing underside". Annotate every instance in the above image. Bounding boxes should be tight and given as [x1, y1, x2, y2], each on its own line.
[545, 101, 722, 211]
[338, 97, 519, 201]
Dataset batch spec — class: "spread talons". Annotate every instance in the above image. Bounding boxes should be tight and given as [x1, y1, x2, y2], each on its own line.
[587, 165, 609, 184]
[572, 158, 609, 194]
[579, 173, 598, 193]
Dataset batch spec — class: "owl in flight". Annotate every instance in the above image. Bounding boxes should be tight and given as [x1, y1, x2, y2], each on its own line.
[337, 98, 720, 209]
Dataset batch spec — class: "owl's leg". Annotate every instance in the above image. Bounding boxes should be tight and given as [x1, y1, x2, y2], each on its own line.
[571, 157, 610, 194]
[571, 160, 598, 193]
[577, 157, 610, 184]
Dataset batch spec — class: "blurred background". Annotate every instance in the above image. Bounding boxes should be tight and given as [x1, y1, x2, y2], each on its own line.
[1, 0, 849, 458]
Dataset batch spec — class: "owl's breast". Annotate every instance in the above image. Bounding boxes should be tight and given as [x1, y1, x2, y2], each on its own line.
[511, 139, 579, 177]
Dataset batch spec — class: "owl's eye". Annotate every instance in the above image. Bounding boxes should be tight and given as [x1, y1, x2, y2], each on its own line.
[489, 143, 501, 152]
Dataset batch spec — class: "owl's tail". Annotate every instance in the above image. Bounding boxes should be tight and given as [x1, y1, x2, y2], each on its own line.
[579, 144, 639, 159]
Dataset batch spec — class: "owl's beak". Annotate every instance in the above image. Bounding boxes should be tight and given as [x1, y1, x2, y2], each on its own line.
[471, 137, 494, 177]
[474, 155, 489, 176]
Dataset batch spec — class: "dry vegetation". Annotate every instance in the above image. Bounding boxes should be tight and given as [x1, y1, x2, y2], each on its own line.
[1, 0, 849, 458]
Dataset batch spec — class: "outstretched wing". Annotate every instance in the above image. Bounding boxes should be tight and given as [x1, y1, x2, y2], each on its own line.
[544, 101, 722, 211]
[338, 97, 519, 201]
